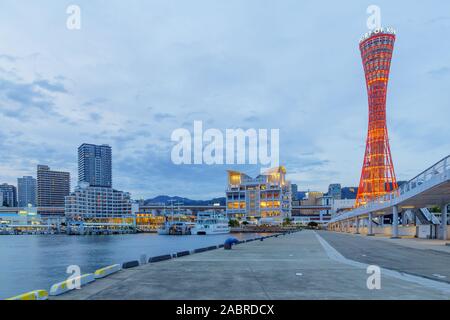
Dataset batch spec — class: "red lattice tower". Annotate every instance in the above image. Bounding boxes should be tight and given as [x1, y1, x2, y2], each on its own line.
[355, 29, 398, 207]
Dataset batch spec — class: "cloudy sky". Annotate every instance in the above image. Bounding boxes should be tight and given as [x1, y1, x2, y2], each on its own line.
[0, 1, 449, 199]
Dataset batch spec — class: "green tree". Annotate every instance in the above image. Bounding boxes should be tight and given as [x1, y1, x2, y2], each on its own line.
[429, 206, 441, 213]
[307, 221, 318, 229]
[229, 219, 240, 228]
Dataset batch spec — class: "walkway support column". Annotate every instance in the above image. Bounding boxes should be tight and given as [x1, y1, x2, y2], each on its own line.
[441, 203, 448, 240]
[355, 217, 360, 234]
[367, 213, 374, 236]
[392, 205, 399, 239]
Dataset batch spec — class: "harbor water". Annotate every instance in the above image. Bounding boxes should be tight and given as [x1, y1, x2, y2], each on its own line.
[0, 233, 268, 299]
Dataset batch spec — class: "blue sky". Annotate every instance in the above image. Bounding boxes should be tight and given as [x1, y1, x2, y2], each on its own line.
[0, 1, 449, 199]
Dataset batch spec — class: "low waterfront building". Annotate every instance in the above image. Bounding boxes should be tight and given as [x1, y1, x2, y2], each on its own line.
[226, 166, 292, 225]
[319, 194, 333, 220]
[65, 182, 135, 234]
[290, 191, 332, 225]
[0, 206, 57, 234]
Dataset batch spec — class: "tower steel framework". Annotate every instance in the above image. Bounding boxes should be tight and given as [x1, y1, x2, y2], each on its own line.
[355, 29, 398, 207]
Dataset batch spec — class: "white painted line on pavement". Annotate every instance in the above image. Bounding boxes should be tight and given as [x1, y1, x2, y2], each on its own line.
[314, 232, 450, 295]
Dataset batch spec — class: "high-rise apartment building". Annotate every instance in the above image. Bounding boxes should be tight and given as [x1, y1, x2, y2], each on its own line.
[37, 165, 70, 207]
[0, 183, 17, 207]
[17, 176, 36, 207]
[78, 144, 112, 188]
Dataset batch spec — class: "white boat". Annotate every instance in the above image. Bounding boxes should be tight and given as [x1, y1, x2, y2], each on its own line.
[191, 211, 230, 235]
[158, 221, 193, 235]
[157, 202, 193, 235]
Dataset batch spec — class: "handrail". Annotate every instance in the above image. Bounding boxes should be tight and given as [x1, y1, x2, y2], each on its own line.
[361, 155, 449, 207]
[331, 155, 450, 222]
[404, 155, 449, 185]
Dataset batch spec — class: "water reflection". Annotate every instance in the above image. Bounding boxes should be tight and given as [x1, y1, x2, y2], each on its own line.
[0, 233, 265, 299]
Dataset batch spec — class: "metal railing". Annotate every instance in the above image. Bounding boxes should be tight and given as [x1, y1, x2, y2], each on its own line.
[331, 155, 450, 221]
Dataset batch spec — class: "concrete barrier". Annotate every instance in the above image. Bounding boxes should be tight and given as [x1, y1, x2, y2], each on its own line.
[149, 254, 172, 263]
[122, 260, 140, 269]
[49, 274, 95, 296]
[176, 251, 190, 257]
[6, 290, 48, 300]
[94, 264, 121, 279]
[140, 254, 148, 265]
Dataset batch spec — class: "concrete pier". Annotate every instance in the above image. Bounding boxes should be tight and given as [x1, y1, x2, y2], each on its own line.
[53, 231, 450, 300]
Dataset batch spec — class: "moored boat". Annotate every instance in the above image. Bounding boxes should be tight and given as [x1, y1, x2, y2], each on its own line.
[191, 211, 230, 235]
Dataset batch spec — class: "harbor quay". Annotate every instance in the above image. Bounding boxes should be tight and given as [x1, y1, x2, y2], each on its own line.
[50, 230, 450, 300]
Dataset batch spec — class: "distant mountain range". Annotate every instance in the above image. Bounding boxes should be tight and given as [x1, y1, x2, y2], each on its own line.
[144, 183, 407, 206]
[144, 195, 226, 206]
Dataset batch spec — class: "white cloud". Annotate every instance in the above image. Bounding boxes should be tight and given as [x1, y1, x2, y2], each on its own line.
[0, 0, 449, 199]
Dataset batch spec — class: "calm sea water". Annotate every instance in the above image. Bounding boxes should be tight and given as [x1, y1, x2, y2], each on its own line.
[0, 233, 266, 299]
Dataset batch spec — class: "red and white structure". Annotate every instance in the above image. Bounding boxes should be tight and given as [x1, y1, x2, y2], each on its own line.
[355, 27, 398, 207]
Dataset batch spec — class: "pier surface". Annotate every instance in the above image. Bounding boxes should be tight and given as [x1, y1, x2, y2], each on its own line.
[54, 230, 450, 300]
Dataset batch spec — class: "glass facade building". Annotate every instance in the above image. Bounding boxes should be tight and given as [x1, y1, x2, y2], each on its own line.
[0, 184, 17, 207]
[17, 176, 36, 207]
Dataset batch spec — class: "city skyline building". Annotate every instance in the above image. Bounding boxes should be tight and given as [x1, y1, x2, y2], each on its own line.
[37, 165, 71, 208]
[291, 184, 298, 201]
[78, 143, 112, 188]
[328, 184, 342, 200]
[0, 183, 17, 207]
[356, 27, 398, 207]
[17, 176, 36, 207]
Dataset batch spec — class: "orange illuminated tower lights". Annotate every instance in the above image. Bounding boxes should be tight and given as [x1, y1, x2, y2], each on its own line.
[355, 28, 398, 207]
